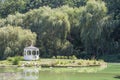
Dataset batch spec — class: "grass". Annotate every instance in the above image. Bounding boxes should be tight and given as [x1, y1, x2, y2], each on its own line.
[33, 59, 105, 67]
[0, 57, 106, 67]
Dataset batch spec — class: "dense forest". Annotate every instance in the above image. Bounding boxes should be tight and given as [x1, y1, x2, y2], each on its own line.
[0, 0, 120, 60]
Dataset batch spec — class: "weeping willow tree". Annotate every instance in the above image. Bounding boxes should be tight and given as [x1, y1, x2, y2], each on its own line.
[55, 6, 85, 58]
[78, 0, 107, 58]
[55, 0, 109, 58]
[22, 6, 72, 57]
[0, 6, 73, 58]
[0, 25, 36, 59]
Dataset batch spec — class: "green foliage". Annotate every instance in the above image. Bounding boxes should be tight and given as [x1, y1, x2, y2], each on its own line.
[21, 6, 72, 58]
[0, 26, 36, 59]
[0, 0, 88, 18]
[0, 0, 120, 60]
[7, 57, 13, 61]
[77, 62, 82, 65]
[11, 56, 21, 65]
[71, 55, 77, 60]
[7, 56, 23, 65]
[56, 56, 61, 59]
[52, 56, 56, 59]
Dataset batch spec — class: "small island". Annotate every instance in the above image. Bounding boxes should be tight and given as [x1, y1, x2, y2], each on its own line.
[0, 46, 107, 68]
[0, 56, 106, 68]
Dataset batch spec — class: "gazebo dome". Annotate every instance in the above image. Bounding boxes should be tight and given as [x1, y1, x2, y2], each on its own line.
[23, 45, 39, 61]
[24, 45, 39, 51]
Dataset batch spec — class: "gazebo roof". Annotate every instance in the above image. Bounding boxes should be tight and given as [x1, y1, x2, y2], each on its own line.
[24, 45, 39, 51]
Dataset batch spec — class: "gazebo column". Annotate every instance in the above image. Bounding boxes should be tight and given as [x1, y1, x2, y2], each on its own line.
[36, 50, 37, 55]
[31, 50, 33, 55]
[37, 50, 39, 55]
[25, 50, 27, 55]
[24, 50, 27, 55]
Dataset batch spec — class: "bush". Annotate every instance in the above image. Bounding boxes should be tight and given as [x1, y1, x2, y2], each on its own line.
[12, 56, 20, 65]
[52, 56, 56, 59]
[86, 62, 90, 66]
[7, 57, 13, 61]
[72, 55, 77, 60]
[72, 60, 75, 63]
[64, 56, 68, 59]
[98, 59, 104, 62]
[77, 62, 82, 65]
[61, 56, 64, 59]
[68, 55, 77, 60]
[55, 60, 60, 65]
[56, 56, 61, 59]
[68, 56, 72, 59]
[25, 63, 33, 67]
[93, 61, 97, 65]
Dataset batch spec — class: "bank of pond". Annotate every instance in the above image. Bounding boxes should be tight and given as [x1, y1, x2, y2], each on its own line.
[0, 63, 120, 80]
[0, 57, 106, 67]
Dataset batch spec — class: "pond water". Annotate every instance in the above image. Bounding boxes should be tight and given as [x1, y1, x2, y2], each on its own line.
[0, 63, 120, 80]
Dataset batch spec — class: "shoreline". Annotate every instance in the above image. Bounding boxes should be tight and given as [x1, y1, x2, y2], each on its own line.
[0, 59, 107, 68]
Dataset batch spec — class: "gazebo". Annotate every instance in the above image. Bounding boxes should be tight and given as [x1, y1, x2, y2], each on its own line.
[23, 45, 39, 60]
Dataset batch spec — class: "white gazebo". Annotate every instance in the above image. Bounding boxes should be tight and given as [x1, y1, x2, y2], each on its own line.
[23, 45, 39, 60]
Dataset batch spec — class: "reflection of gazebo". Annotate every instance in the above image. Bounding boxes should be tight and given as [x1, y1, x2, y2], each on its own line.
[23, 45, 39, 60]
[22, 68, 39, 80]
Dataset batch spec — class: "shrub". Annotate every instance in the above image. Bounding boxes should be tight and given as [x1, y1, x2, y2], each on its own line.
[52, 56, 56, 59]
[72, 55, 77, 60]
[51, 62, 57, 66]
[7, 57, 13, 61]
[93, 61, 97, 65]
[12, 56, 20, 65]
[25, 63, 33, 67]
[86, 62, 90, 66]
[64, 56, 68, 59]
[98, 59, 104, 62]
[57, 56, 61, 59]
[72, 60, 75, 63]
[77, 62, 82, 65]
[69, 56, 72, 59]
[55, 60, 60, 65]
[61, 56, 64, 59]
[41, 64, 51, 67]
[60, 61, 64, 65]
[68, 60, 72, 63]
[19, 56, 24, 61]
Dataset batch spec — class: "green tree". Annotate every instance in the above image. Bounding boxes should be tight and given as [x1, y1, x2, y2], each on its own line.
[0, 25, 36, 59]
[79, 0, 107, 58]
[23, 6, 72, 57]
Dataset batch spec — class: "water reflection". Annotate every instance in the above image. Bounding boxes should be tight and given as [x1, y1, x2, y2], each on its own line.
[0, 67, 40, 80]
[40, 65, 107, 73]
[0, 72, 21, 80]
[0, 67, 22, 80]
[0, 65, 107, 80]
[77, 65, 107, 73]
[22, 67, 39, 80]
